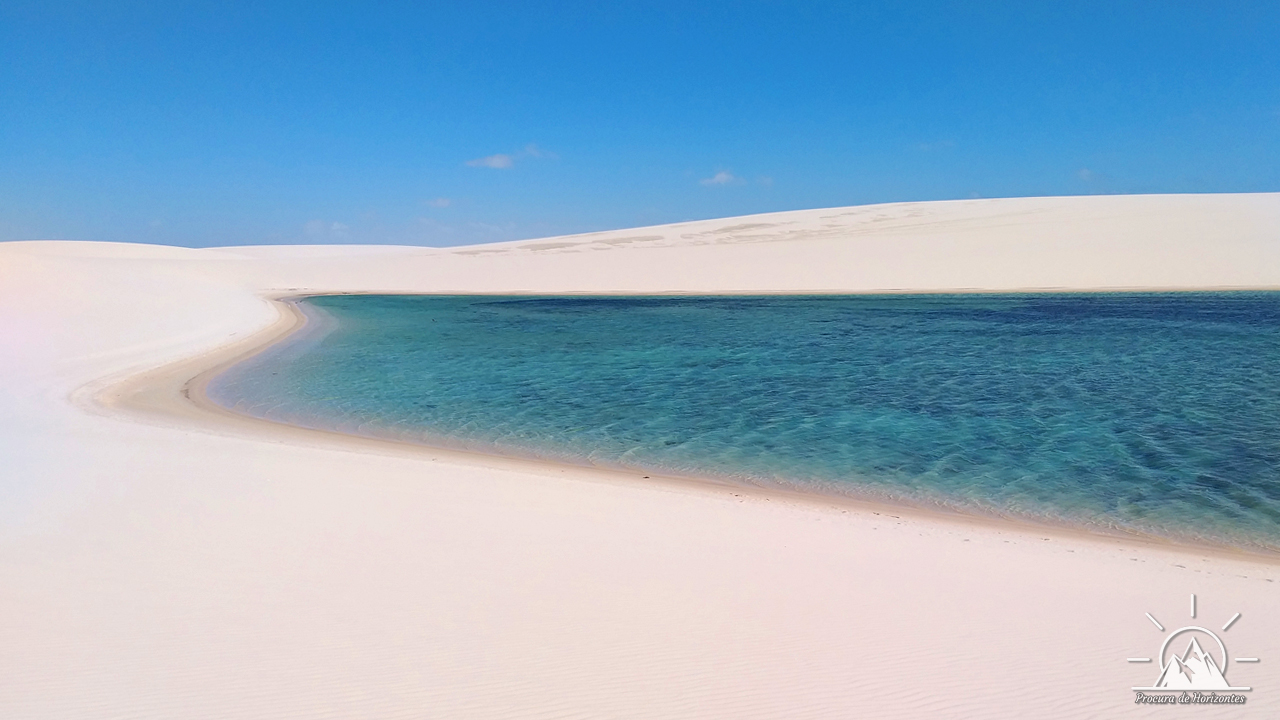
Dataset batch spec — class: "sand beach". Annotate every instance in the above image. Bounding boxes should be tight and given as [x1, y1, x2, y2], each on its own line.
[3, 193, 1280, 718]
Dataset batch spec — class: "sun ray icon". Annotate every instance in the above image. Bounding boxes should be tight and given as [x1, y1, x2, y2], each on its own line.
[1129, 594, 1258, 692]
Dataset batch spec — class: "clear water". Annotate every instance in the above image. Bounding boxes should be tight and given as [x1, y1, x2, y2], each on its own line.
[209, 293, 1280, 551]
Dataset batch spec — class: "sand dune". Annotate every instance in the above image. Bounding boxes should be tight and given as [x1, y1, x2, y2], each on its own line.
[219, 193, 1280, 293]
[2, 194, 1279, 719]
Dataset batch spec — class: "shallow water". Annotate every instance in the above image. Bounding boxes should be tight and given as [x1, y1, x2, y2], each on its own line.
[209, 293, 1280, 551]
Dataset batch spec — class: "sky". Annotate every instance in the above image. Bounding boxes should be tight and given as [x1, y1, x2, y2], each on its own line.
[1, 1, 1278, 247]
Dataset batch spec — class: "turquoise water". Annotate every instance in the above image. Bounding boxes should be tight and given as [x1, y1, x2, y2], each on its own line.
[209, 293, 1280, 551]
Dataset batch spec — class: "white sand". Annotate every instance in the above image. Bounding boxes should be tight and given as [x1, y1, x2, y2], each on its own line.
[2, 193, 1279, 719]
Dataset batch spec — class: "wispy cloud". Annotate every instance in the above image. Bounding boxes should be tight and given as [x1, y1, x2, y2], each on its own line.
[303, 220, 351, 237]
[466, 153, 515, 169]
[465, 144, 557, 169]
[523, 143, 558, 160]
[700, 170, 743, 186]
[1077, 168, 1095, 181]
[424, 197, 452, 208]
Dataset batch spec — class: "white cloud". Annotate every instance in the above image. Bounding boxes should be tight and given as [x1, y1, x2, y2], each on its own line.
[466, 144, 557, 169]
[303, 220, 351, 237]
[424, 197, 452, 208]
[1077, 168, 1095, 181]
[700, 170, 742, 186]
[467, 153, 515, 169]
[756, 176, 774, 187]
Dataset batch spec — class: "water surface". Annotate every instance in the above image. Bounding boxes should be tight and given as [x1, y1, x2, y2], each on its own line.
[209, 293, 1280, 551]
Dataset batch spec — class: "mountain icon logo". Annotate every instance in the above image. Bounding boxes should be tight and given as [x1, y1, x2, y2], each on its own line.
[1152, 636, 1231, 690]
[1129, 594, 1258, 693]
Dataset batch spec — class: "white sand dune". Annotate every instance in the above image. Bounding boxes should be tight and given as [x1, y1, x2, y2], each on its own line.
[2, 193, 1279, 719]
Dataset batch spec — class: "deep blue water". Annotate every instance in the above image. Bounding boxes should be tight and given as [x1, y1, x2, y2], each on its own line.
[208, 293, 1280, 551]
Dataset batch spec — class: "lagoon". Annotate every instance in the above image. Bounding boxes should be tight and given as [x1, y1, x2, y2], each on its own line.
[209, 293, 1280, 551]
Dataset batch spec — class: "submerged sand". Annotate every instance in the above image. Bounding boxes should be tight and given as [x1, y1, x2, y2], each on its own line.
[3, 194, 1279, 718]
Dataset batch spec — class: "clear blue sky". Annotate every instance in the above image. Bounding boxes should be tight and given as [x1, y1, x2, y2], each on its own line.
[2, 1, 1277, 247]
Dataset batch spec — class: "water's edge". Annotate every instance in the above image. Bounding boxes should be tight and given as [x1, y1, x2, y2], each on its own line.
[199, 292, 1280, 561]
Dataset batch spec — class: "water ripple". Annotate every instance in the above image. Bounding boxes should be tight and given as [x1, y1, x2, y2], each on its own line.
[209, 293, 1280, 551]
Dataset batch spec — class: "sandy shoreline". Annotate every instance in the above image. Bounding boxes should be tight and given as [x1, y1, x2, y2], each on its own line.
[4, 194, 1280, 719]
[167, 291, 1280, 565]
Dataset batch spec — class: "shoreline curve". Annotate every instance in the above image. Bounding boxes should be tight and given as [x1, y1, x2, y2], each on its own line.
[102, 290, 1280, 566]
